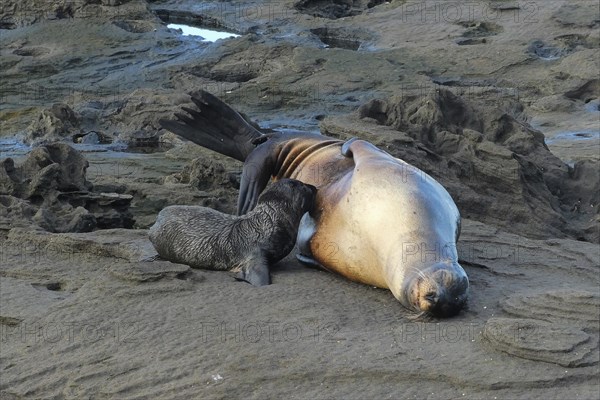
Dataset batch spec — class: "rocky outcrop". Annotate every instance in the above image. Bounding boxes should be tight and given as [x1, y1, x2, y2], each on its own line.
[0, 143, 134, 232]
[294, 0, 387, 19]
[323, 88, 599, 242]
[0, 0, 150, 29]
[161, 157, 240, 214]
[24, 103, 82, 146]
[165, 158, 239, 191]
[3, 142, 91, 198]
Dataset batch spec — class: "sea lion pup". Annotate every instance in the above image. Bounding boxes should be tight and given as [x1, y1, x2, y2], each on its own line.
[149, 178, 317, 286]
[159, 91, 469, 317]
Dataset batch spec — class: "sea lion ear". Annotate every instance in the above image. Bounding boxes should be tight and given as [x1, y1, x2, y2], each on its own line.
[341, 137, 359, 157]
[251, 133, 273, 146]
[233, 251, 271, 286]
[238, 144, 275, 215]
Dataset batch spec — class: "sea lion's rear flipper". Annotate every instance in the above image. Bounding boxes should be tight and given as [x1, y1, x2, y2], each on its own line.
[233, 249, 271, 286]
[159, 90, 267, 162]
[237, 143, 276, 215]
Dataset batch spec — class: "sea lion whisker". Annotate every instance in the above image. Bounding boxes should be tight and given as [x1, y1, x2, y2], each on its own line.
[409, 266, 428, 282]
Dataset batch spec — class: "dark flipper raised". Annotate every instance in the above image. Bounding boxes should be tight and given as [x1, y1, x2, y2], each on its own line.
[237, 142, 277, 215]
[159, 90, 266, 162]
[160, 90, 279, 215]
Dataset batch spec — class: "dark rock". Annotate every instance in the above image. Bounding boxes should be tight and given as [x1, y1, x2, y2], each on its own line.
[117, 130, 160, 149]
[530, 95, 578, 113]
[33, 205, 96, 233]
[112, 19, 155, 33]
[0, 195, 38, 230]
[12, 47, 51, 57]
[26, 163, 62, 200]
[4, 144, 91, 198]
[101, 0, 133, 6]
[19, 147, 54, 178]
[0, 159, 17, 195]
[295, 0, 385, 19]
[555, 33, 598, 51]
[187, 159, 228, 190]
[310, 27, 373, 50]
[36, 143, 91, 192]
[159, 157, 239, 215]
[333, 88, 595, 242]
[81, 132, 101, 145]
[57, 191, 135, 230]
[62, 206, 97, 232]
[527, 35, 598, 62]
[0, 143, 134, 232]
[167, 158, 235, 191]
[0, 0, 148, 29]
[24, 103, 81, 146]
[564, 160, 600, 242]
[564, 79, 600, 103]
[358, 89, 486, 140]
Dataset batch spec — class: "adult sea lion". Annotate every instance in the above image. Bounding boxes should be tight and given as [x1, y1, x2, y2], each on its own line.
[149, 178, 317, 286]
[159, 91, 469, 317]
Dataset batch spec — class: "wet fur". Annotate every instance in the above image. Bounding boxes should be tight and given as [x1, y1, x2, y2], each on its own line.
[149, 179, 316, 284]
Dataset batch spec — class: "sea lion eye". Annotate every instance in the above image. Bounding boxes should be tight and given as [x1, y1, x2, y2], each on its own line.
[425, 292, 437, 303]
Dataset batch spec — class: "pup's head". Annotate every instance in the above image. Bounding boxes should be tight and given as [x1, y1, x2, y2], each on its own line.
[258, 178, 317, 216]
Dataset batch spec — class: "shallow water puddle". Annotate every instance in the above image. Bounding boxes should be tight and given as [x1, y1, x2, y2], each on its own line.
[544, 130, 600, 144]
[0, 139, 171, 160]
[167, 23, 240, 41]
[0, 139, 30, 158]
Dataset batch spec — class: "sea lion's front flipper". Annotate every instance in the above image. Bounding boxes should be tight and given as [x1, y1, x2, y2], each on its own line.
[295, 212, 328, 270]
[296, 212, 316, 259]
[233, 249, 271, 286]
[238, 143, 276, 215]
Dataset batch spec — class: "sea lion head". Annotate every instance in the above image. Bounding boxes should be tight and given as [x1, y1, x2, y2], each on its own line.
[400, 261, 469, 318]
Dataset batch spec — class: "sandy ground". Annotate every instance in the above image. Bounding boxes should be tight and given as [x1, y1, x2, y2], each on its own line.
[0, 220, 598, 399]
[1, 143, 598, 399]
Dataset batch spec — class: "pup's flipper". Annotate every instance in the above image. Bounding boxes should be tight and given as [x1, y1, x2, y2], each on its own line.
[232, 249, 271, 286]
